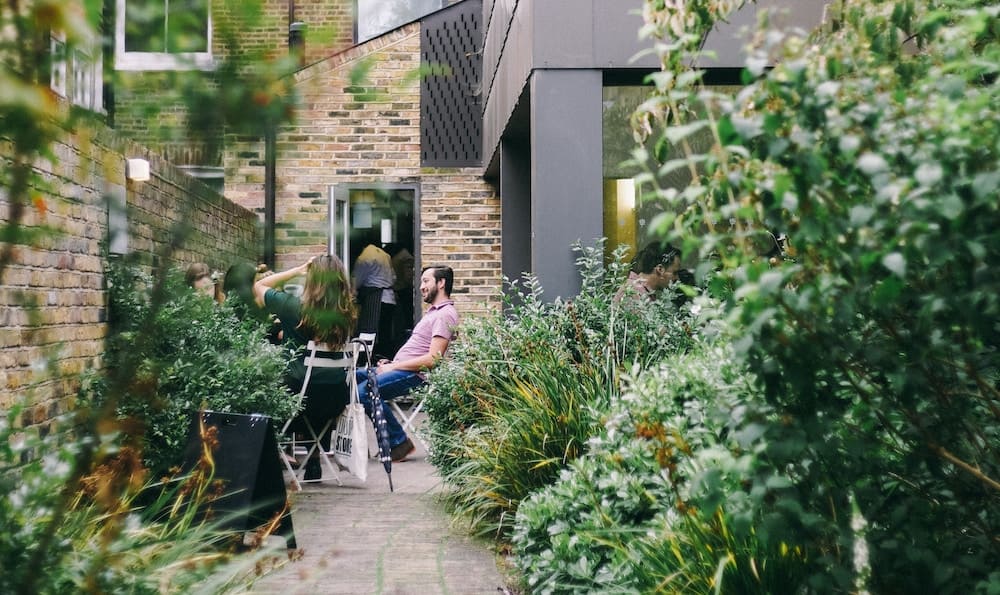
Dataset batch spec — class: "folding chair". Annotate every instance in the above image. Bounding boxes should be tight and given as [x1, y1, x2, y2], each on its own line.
[355, 331, 430, 454]
[388, 392, 431, 455]
[278, 340, 357, 491]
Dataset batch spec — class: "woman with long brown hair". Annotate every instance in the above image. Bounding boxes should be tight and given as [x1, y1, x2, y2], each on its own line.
[253, 255, 358, 480]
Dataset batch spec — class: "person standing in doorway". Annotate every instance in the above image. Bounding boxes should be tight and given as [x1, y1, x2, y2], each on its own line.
[352, 243, 396, 358]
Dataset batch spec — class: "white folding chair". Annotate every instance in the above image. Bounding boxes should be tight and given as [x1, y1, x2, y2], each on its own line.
[278, 340, 357, 490]
[355, 331, 431, 455]
[388, 394, 431, 455]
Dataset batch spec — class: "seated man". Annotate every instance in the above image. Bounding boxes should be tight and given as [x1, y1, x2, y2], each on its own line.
[356, 265, 459, 461]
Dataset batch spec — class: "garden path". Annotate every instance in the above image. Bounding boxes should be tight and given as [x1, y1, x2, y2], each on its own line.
[248, 418, 513, 595]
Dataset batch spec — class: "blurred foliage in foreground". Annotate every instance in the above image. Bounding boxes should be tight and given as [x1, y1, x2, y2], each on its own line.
[2, 1, 305, 591]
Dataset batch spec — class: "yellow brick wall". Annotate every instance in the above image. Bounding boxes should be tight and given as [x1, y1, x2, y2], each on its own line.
[0, 126, 259, 434]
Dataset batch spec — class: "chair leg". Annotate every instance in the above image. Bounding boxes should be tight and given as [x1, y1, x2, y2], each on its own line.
[388, 398, 431, 455]
[281, 417, 342, 487]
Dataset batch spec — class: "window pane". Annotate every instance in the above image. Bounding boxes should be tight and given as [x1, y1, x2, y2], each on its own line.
[357, 0, 443, 42]
[125, 0, 166, 52]
[167, 0, 209, 53]
[602, 85, 739, 261]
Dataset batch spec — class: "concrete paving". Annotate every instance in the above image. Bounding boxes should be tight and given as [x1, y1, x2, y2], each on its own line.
[248, 421, 516, 595]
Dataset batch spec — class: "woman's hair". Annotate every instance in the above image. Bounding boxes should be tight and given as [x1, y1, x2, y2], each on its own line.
[185, 262, 211, 287]
[632, 243, 681, 274]
[298, 254, 357, 346]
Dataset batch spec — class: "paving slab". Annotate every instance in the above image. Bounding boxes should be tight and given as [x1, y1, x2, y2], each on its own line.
[248, 428, 514, 595]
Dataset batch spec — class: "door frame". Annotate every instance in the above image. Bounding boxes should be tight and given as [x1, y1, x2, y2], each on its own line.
[328, 182, 422, 322]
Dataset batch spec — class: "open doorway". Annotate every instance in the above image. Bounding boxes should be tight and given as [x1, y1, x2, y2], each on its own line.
[329, 185, 417, 357]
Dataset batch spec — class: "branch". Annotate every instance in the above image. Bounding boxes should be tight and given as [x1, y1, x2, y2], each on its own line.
[929, 443, 1000, 494]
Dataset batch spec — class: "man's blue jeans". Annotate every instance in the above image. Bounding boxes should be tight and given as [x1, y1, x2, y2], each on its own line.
[355, 368, 425, 448]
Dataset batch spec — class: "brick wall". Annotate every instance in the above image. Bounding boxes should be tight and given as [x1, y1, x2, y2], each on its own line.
[114, 0, 356, 167]
[225, 24, 502, 315]
[0, 125, 260, 435]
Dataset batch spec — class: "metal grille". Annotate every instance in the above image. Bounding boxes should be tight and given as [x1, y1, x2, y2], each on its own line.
[420, 0, 482, 167]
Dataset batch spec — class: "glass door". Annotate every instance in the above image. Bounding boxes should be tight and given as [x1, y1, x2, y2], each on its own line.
[329, 184, 418, 354]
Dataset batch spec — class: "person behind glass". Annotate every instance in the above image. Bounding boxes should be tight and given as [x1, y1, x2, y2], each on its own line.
[356, 265, 458, 462]
[352, 243, 396, 358]
[185, 262, 221, 302]
[253, 255, 358, 481]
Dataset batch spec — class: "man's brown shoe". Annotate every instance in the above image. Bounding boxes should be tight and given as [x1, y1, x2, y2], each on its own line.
[390, 438, 415, 462]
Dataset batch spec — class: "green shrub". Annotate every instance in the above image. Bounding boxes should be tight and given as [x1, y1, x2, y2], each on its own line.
[82, 261, 295, 473]
[0, 406, 288, 594]
[512, 346, 810, 594]
[424, 243, 705, 539]
[636, 0, 1000, 590]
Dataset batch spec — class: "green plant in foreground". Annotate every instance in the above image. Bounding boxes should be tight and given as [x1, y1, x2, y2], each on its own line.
[512, 347, 810, 594]
[636, 0, 1000, 590]
[0, 406, 289, 594]
[81, 261, 295, 473]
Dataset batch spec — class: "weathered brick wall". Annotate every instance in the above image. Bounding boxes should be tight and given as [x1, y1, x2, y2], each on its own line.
[225, 24, 502, 315]
[114, 1, 355, 167]
[0, 125, 259, 435]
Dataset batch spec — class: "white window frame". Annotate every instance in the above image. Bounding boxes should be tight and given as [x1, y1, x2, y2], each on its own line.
[50, 31, 104, 112]
[115, 0, 214, 71]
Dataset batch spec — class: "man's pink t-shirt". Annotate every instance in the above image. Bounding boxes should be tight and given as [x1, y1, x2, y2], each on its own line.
[393, 299, 459, 376]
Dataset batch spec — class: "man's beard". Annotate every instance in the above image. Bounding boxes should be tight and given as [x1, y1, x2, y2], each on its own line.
[423, 285, 438, 304]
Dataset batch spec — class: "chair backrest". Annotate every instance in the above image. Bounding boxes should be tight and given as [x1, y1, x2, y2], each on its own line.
[299, 340, 358, 400]
[352, 332, 377, 366]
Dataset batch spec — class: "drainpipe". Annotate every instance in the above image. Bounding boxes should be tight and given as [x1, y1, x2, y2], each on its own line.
[263, 126, 276, 269]
[289, 22, 306, 67]
[263, 4, 307, 268]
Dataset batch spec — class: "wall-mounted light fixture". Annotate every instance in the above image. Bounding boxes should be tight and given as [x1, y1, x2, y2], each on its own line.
[126, 158, 150, 182]
[380, 218, 393, 244]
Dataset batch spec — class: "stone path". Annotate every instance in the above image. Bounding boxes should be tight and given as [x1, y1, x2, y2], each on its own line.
[248, 425, 514, 595]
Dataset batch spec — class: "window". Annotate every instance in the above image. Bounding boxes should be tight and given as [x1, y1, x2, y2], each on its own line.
[115, 0, 212, 71]
[50, 31, 104, 112]
[356, 0, 444, 43]
[602, 85, 740, 261]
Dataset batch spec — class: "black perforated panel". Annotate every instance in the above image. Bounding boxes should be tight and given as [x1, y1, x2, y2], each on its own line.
[421, 0, 482, 167]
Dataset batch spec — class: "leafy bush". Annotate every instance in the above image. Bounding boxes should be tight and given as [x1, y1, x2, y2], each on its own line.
[0, 406, 289, 594]
[512, 346, 810, 594]
[635, 0, 1000, 590]
[82, 261, 295, 473]
[424, 243, 705, 539]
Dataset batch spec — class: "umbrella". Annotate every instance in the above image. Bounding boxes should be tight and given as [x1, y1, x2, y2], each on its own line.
[358, 338, 393, 491]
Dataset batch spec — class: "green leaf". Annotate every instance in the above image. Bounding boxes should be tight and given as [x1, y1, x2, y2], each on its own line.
[882, 252, 906, 277]
[849, 205, 875, 227]
[664, 120, 711, 144]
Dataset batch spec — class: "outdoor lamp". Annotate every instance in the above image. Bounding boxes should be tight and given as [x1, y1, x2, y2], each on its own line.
[126, 158, 150, 182]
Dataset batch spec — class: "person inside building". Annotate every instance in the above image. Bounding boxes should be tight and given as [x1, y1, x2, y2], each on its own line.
[355, 265, 458, 462]
[388, 243, 415, 353]
[352, 243, 396, 358]
[253, 254, 358, 481]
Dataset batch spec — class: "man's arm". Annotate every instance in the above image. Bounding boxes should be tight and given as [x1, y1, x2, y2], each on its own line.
[378, 336, 450, 374]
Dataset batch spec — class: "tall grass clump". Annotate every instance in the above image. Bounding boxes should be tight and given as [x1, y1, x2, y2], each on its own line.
[423, 242, 707, 539]
[512, 346, 811, 594]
